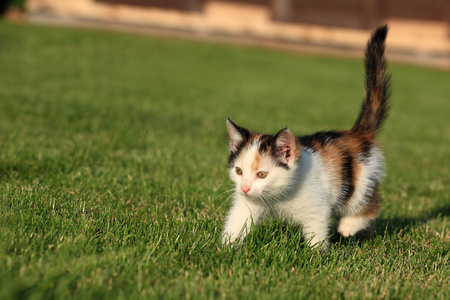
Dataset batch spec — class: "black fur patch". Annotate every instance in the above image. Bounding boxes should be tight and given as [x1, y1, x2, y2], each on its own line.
[228, 140, 248, 168]
[228, 151, 240, 168]
[257, 135, 273, 154]
[274, 161, 290, 170]
[299, 131, 343, 151]
[338, 152, 355, 204]
[359, 139, 374, 163]
[227, 118, 252, 168]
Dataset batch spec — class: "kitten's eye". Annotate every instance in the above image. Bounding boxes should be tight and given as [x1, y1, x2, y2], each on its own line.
[235, 167, 243, 175]
[257, 171, 268, 179]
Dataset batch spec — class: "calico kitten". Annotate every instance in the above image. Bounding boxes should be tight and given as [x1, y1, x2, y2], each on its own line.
[222, 25, 390, 249]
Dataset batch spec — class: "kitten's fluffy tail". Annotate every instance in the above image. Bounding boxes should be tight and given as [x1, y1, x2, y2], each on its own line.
[351, 25, 390, 136]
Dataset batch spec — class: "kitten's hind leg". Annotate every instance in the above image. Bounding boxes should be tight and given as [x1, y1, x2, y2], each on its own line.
[338, 185, 379, 240]
[338, 216, 376, 239]
[337, 191, 378, 239]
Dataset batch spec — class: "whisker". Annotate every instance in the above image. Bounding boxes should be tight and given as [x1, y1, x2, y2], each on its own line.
[212, 181, 235, 187]
[260, 191, 277, 213]
[210, 188, 235, 202]
[215, 192, 236, 212]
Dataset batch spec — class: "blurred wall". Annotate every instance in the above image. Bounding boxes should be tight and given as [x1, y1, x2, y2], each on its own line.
[26, 0, 450, 67]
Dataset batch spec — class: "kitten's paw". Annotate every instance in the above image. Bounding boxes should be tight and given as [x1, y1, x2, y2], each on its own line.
[221, 232, 240, 246]
[313, 239, 330, 252]
[338, 216, 375, 238]
[303, 231, 329, 251]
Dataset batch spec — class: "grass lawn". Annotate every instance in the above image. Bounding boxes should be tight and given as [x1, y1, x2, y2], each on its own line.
[0, 22, 448, 299]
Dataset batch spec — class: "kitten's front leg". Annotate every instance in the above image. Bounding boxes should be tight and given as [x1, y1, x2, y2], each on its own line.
[301, 216, 330, 250]
[222, 197, 263, 245]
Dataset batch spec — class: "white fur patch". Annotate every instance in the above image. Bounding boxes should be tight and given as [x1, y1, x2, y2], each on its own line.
[338, 216, 373, 237]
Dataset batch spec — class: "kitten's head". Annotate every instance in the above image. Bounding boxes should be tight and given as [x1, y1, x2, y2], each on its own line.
[226, 118, 300, 200]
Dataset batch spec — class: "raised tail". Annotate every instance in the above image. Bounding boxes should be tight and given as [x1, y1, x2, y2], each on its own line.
[351, 25, 391, 136]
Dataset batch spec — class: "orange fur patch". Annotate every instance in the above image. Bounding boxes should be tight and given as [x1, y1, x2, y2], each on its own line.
[317, 132, 374, 192]
[251, 152, 261, 173]
[319, 144, 344, 189]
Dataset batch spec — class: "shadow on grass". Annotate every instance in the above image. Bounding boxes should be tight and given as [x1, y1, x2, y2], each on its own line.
[376, 204, 450, 235]
[328, 204, 450, 247]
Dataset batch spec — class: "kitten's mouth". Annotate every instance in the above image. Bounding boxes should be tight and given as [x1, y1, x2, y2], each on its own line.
[240, 191, 261, 199]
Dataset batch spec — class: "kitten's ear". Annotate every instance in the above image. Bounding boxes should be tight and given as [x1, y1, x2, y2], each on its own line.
[274, 127, 298, 164]
[226, 117, 250, 153]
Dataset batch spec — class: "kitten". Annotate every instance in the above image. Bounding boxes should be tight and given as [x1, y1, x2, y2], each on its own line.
[222, 25, 390, 249]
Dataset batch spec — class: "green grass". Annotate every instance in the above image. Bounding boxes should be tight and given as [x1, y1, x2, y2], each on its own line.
[0, 22, 448, 299]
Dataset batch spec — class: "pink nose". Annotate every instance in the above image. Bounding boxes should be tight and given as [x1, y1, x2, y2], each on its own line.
[241, 186, 251, 194]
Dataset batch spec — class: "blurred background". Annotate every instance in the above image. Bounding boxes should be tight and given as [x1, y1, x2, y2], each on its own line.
[3, 0, 450, 69]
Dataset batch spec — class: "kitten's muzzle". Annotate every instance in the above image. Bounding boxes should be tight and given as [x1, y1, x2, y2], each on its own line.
[241, 185, 251, 194]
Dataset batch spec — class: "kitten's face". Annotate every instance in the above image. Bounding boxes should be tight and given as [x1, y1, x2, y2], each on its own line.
[230, 143, 293, 199]
[226, 118, 300, 200]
